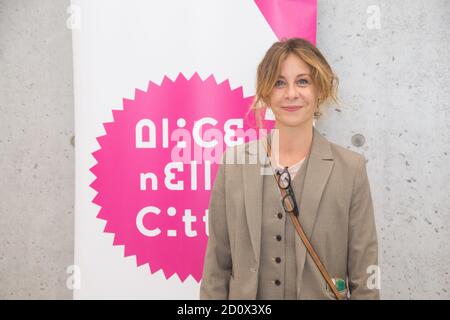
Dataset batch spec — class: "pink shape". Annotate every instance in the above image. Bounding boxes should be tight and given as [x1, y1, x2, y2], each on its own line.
[254, 0, 317, 44]
[90, 72, 274, 282]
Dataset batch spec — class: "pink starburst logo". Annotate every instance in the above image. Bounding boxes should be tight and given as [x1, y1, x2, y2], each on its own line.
[89, 72, 271, 282]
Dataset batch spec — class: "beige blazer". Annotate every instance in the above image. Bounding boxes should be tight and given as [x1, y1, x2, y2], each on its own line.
[200, 127, 380, 300]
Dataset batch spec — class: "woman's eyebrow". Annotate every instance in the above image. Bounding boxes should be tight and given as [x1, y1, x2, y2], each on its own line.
[278, 74, 311, 78]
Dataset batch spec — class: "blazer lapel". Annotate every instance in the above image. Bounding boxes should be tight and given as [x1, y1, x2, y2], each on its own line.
[295, 127, 334, 295]
[242, 137, 269, 263]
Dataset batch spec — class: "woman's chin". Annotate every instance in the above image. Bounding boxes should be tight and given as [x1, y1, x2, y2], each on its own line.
[277, 117, 311, 128]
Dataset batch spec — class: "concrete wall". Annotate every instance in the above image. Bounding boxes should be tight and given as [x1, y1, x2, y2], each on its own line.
[0, 0, 74, 299]
[316, 0, 450, 299]
[0, 0, 449, 299]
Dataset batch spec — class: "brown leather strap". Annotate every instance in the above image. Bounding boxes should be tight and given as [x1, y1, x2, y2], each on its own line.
[264, 134, 343, 300]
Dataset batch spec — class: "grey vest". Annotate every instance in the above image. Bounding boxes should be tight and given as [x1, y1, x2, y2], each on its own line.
[256, 155, 309, 300]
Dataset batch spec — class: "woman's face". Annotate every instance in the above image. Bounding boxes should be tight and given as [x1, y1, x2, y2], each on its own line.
[268, 54, 319, 128]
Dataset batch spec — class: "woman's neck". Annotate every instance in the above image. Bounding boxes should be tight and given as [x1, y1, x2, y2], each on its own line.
[271, 122, 313, 167]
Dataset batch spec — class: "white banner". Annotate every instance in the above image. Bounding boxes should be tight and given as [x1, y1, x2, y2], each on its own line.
[72, 0, 316, 299]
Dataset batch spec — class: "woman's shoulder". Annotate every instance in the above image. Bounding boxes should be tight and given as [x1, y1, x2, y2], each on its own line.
[219, 138, 264, 165]
[328, 140, 367, 171]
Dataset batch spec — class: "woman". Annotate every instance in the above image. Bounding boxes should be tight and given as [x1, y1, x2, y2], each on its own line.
[200, 38, 380, 300]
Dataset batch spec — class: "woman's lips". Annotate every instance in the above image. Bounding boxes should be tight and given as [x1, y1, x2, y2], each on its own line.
[282, 106, 303, 112]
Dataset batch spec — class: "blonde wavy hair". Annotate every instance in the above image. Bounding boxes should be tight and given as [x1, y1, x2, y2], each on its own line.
[248, 37, 340, 129]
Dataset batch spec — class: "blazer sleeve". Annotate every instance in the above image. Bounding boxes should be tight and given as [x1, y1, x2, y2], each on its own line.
[347, 155, 381, 300]
[199, 150, 232, 299]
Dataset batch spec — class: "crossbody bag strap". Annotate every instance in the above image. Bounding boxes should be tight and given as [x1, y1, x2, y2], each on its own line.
[263, 134, 344, 300]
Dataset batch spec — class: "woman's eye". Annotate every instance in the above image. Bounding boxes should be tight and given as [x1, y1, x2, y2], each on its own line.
[275, 79, 308, 87]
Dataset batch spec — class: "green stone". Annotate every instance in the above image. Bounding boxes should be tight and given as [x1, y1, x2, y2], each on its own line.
[335, 278, 346, 292]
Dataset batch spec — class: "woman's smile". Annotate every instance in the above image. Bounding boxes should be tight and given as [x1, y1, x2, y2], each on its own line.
[281, 106, 303, 112]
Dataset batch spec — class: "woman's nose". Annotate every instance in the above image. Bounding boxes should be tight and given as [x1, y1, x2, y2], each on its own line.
[285, 84, 299, 100]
